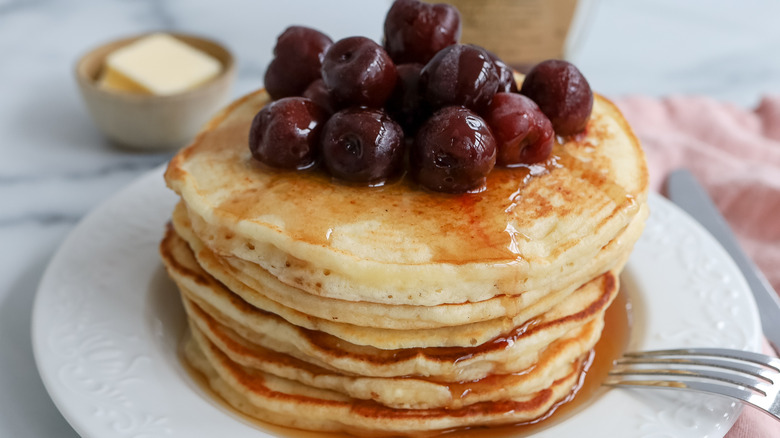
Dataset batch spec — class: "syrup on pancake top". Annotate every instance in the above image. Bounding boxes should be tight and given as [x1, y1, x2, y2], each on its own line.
[160, 0, 648, 435]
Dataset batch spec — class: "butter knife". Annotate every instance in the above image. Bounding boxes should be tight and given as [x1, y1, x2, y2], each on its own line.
[667, 169, 780, 353]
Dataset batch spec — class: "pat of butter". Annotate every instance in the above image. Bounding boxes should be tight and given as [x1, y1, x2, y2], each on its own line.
[99, 33, 222, 96]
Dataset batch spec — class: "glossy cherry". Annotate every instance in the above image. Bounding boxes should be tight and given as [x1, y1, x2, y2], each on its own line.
[264, 26, 333, 100]
[320, 107, 405, 184]
[411, 106, 496, 193]
[302, 78, 336, 115]
[485, 93, 554, 165]
[248, 97, 327, 169]
[488, 51, 518, 93]
[321, 37, 397, 108]
[519, 59, 593, 136]
[383, 0, 461, 64]
[420, 44, 500, 113]
[385, 63, 429, 134]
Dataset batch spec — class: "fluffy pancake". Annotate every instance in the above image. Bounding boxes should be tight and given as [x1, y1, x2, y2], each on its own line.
[186, 301, 603, 410]
[172, 199, 646, 335]
[185, 329, 586, 435]
[161, 225, 619, 381]
[167, 206, 642, 348]
[164, 88, 647, 306]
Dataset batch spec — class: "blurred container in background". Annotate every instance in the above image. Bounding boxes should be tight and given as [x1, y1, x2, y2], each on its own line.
[435, 0, 595, 71]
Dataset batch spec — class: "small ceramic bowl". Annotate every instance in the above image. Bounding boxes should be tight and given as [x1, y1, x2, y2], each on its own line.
[75, 33, 235, 150]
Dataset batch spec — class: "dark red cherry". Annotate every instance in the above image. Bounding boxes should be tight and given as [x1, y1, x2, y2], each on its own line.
[320, 107, 405, 184]
[420, 44, 500, 113]
[411, 106, 496, 193]
[264, 26, 333, 100]
[385, 63, 429, 134]
[485, 93, 554, 166]
[302, 79, 336, 115]
[487, 51, 518, 93]
[519, 59, 593, 136]
[383, 0, 461, 64]
[321, 37, 397, 108]
[248, 97, 327, 169]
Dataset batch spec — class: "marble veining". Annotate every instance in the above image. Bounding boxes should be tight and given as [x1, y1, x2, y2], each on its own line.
[3, 1, 780, 437]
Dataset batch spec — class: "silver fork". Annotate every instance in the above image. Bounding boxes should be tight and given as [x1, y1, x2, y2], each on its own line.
[605, 348, 780, 422]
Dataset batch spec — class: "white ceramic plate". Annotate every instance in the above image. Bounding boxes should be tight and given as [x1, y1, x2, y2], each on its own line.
[32, 166, 762, 438]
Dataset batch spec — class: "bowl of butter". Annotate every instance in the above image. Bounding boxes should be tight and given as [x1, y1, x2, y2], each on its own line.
[76, 33, 235, 150]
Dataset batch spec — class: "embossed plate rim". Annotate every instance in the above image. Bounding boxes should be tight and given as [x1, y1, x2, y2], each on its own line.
[32, 165, 762, 438]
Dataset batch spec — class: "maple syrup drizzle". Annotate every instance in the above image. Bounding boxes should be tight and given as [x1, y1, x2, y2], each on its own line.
[180, 287, 632, 438]
[212, 134, 573, 266]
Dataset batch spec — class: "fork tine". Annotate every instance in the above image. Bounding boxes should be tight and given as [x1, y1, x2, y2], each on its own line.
[609, 366, 769, 395]
[624, 348, 780, 372]
[607, 348, 780, 423]
[615, 356, 776, 384]
[605, 376, 779, 422]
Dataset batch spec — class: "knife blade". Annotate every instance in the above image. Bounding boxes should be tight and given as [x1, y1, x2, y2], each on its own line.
[667, 169, 780, 353]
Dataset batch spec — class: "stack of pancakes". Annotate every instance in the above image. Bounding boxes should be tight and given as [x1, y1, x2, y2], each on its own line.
[160, 85, 648, 435]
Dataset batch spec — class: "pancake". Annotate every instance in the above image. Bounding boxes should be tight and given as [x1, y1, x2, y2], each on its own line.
[166, 208, 642, 348]
[164, 88, 647, 307]
[172, 199, 646, 335]
[186, 301, 603, 410]
[160, 69, 648, 434]
[185, 328, 587, 435]
[161, 224, 619, 381]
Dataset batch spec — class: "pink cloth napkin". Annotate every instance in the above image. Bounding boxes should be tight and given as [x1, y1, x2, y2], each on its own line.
[615, 95, 780, 437]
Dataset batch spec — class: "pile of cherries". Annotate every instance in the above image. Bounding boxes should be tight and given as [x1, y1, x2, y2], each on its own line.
[250, 0, 593, 193]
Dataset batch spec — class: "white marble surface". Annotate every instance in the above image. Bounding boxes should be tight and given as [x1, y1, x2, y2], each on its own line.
[2, 0, 780, 436]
